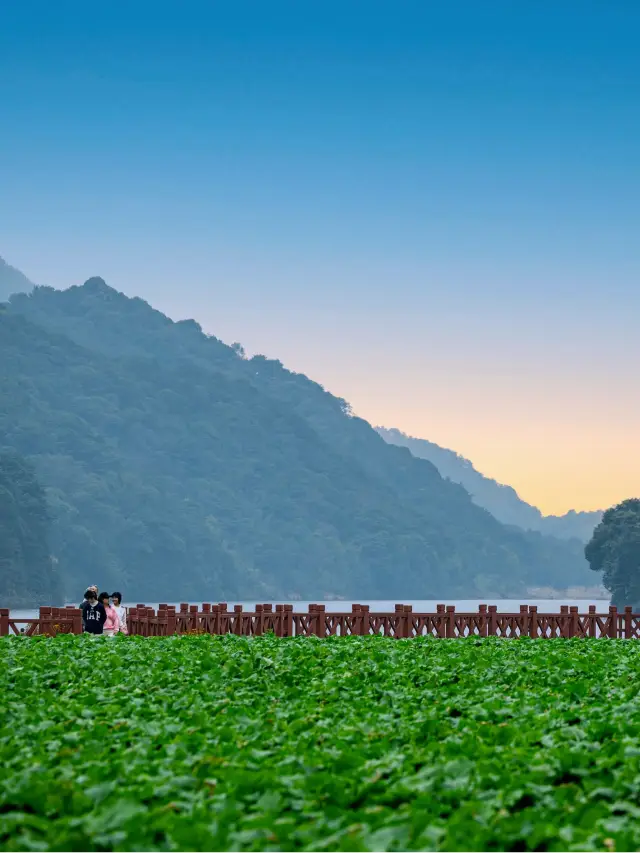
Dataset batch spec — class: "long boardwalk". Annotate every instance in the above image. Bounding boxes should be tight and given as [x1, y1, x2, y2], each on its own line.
[0, 602, 636, 638]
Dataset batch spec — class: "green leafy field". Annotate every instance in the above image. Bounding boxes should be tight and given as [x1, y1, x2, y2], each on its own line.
[2, 636, 640, 851]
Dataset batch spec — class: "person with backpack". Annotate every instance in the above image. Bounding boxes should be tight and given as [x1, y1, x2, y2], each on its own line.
[81, 588, 107, 635]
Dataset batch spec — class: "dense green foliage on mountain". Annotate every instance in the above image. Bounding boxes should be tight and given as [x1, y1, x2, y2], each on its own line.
[1, 276, 592, 604]
[377, 427, 603, 542]
[0, 451, 61, 607]
[585, 499, 640, 608]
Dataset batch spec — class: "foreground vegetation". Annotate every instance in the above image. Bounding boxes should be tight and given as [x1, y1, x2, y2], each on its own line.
[2, 636, 640, 851]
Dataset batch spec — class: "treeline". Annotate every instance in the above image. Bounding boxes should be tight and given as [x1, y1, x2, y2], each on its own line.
[0, 276, 593, 604]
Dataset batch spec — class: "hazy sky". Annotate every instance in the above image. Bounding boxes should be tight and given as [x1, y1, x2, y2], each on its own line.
[2, 0, 639, 515]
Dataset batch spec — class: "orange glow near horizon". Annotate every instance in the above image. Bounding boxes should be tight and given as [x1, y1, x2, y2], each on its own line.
[349, 395, 639, 517]
[256, 330, 639, 518]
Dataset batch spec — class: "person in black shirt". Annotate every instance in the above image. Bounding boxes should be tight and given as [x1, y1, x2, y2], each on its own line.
[81, 588, 107, 635]
[79, 585, 100, 630]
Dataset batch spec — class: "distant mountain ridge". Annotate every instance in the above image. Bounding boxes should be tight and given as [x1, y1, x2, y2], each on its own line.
[376, 427, 603, 543]
[0, 258, 595, 603]
[0, 257, 38, 302]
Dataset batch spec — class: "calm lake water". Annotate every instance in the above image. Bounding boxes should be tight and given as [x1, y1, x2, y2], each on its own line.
[11, 598, 611, 621]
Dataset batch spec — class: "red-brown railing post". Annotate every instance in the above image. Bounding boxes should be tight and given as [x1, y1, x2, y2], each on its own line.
[166, 606, 176, 635]
[209, 604, 218, 635]
[314, 604, 326, 637]
[201, 603, 211, 634]
[625, 606, 633, 639]
[395, 604, 408, 639]
[156, 607, 166, 636]
[233, 604, 243, 635]
[200, 603, 208, 631]
[260, 603, 271, 635]
[176, 603, 187, 634]
[40, 606, 52, 636]
[140, 607, 149, 637]
[0, 609, 8, 637]
[478, 604, 488, 638]
[283, 604, 293, 637]
[219, 603, 229, 635]
[569, 606, 579, 638]
[519, 605, 528, 638]
[609, 605, 618, 639]
[360, 604, 370, 636]
[186, 605, 196, 633]
[275, 604, 284, 637]
[254, 604, 263, 636]
[588, 605, 597, 638]
[308, 604, 316, 635]
[143, 607, 151, 637]
[488, 605, 498, 637]
[404, 604, 413, 638]
[446, 605, 456, 638]
[356, 604, 367, 636]
[351, 604, 361, 636]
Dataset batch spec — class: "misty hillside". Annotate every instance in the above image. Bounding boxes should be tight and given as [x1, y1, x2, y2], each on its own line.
[0, 257, 37, 302]
[0, 273, 593, 603]
[0, 451, 61, 608]
[377, 427, 603, 542]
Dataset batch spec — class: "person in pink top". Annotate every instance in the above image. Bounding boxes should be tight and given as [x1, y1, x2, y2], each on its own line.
[99, 592, 121, 637]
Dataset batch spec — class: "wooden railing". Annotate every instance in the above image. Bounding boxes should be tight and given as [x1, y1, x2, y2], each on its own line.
[107, 603, 640, 639]
[0, 606, 82, 637]
[1, 603, 638, 639]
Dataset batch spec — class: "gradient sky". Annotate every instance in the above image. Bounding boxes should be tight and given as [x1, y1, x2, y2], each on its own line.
[1, 0, 639, 515]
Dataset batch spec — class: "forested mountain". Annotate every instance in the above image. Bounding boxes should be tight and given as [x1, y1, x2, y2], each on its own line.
[0, 257, 36, 302]
[0, 451, 61, 607]
[1, 275, 593, 604]
[377, 428, 603, 543]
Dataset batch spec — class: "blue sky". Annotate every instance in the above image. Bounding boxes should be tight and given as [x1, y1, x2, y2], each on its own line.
[1, 0, 639, 512]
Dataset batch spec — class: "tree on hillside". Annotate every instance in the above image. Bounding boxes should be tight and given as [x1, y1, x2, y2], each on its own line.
[585, 499, 640, 608]
[0, 451, 61, 606]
